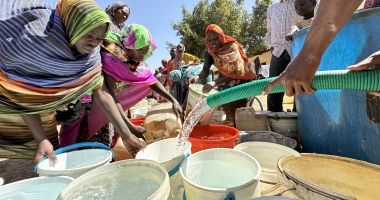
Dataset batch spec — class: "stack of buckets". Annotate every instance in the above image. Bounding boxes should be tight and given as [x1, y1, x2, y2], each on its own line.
[0, 142, 115, 199]
[137, 138, 262, 200]
[137, 120, 262, 199]
[0, 111, 263, 199]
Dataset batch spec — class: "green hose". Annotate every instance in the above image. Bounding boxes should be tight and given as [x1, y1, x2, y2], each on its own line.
[206, 70, 380, 108]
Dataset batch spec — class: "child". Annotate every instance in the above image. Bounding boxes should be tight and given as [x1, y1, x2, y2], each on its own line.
[286, 0, 318, 41]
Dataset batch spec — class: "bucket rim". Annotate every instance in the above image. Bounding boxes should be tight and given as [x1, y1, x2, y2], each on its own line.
[179, 148, 261, 192]
[277, 153, 380, 199]
[37, 149, 112, 173]
[58, 159, 169, 200]
[0, 176, 73, 193]
[234, 141, 300, 173]
[266, 112, 297, 118]
[189, 124, 239, 144]
[189, 84, 218, 97]
[135, 138, 192, 164]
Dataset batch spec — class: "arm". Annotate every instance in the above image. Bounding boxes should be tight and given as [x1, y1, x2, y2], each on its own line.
[93, 84, 145, 151]
[21, 114, 56, 164]
[214, 75, 232, 85]
[203, 73, 233, 93]
[103, 73, 145, 137]
[190, 49, 213, 84]
[264, 0, 363, 96]
[286, 25, 299, 41]
[149, 82, 183, 118]
[199, 49, 213, 81]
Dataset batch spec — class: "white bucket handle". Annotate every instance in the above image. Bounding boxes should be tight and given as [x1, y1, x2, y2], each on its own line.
[35, 142, 113, 172]
[168, 152, 190, 177]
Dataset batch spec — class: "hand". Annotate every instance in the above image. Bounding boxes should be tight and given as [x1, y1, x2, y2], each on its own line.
[172, 101, 184, 119]
[202, 81, 216, 93]
[347, 51, 380, 96]
[285, 35, 293, 41]
[129, 125, 146, 138]
[34, 139, 57, 165]
[124, 133, 146, 151]
[189, 76, 199, 84]
[263, 53, 320, 96]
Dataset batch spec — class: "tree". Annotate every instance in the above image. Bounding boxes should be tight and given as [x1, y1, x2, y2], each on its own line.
[246, 0, 272, 55]
[173, 0, 250, 58]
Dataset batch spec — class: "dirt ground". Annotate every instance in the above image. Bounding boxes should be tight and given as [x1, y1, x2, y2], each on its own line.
[0, 158, 37, 185]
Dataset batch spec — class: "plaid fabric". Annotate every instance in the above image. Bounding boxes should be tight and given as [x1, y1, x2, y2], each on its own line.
[266, 0, 302, 58]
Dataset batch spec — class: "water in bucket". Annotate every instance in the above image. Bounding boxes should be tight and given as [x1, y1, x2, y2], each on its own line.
[66, 166, 161, 200]
[37, 148, 112, 178]
[58, 160, 170, 200]
[180, 148, 261, 200]
[2, 183, 68, 200]
[0, 176, 73, 200]
[186, 160, 257, 188]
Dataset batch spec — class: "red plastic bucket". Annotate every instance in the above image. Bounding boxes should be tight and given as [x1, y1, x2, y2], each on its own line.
[188, 124, 240, 153]
[130, 117, 145, 126]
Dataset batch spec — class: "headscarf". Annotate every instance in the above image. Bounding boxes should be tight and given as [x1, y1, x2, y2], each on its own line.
[121, 24, 157, 61]
[205, 24, 248, 62]
[0, 0, 109, 114]
[101, 24, 158, 81]
[57, 0, 111, 46]
[204, 24, 254, 80]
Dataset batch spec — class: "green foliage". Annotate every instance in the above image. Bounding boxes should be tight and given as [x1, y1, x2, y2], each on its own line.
[172, 0, 272, 57]
[246, 0, 272, 55]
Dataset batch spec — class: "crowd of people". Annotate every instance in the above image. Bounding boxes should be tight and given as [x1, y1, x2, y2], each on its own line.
[0, 0, 379, 168]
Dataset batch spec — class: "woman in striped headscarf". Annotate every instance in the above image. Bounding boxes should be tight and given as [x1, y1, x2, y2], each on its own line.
[0, 0, 141, 164]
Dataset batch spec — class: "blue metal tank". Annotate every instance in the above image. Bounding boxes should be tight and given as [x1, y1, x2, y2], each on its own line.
[291, 8, 380, 164]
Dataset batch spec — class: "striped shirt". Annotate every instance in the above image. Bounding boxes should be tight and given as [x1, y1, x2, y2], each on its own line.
[265, 0, 302, 58]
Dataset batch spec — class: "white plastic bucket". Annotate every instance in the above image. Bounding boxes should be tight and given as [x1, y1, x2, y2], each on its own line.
[186, 84, 218, 124]
[186, 84, 217, 111]
[37, 142, 113, 178]
[235, 108, 270, 131]
[58, 159, 171, 200]
[136, 138, 191, 200]
[0, 176, 73, 200]
[180, 148, 261, 200]
[234, 142, 300, 195]
[266, 112, 298, 139]
[238, 131, 298, 149]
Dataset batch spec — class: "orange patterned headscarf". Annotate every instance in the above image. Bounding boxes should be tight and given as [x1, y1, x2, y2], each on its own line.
[205, 24, 248, 62]
[204, 24, 254, 80]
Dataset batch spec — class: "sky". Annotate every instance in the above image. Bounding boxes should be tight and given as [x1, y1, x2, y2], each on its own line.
[50, 0, 255, 71]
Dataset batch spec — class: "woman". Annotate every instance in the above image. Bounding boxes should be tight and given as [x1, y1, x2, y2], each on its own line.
[0, 0, 140, 164]
[192, 24, 256, 125]
[105, 2, 130, 33]
[59, 24, 182, 154]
